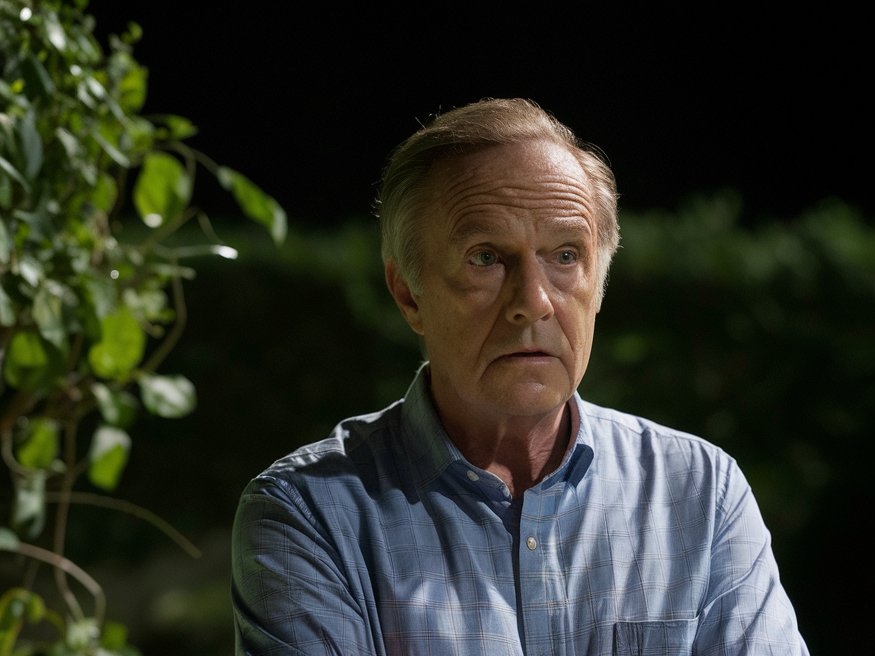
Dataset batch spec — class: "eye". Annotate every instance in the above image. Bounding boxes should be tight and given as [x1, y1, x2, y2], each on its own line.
[469, 250, 498, 267]
[556, 249, 578, 264]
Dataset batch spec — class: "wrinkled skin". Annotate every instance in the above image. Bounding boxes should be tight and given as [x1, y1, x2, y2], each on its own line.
[386, 139, 602, 494]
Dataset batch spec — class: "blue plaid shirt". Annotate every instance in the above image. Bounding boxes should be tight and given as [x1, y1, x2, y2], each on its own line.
[232, 364, 808, 655]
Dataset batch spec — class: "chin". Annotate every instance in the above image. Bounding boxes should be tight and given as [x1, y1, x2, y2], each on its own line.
[489, 383, 571, 417]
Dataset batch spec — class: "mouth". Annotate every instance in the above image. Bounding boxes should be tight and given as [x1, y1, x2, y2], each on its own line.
[498, 350, 555, 361]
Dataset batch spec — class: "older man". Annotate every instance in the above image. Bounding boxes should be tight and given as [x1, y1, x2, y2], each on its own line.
[232, 98, 809, 655]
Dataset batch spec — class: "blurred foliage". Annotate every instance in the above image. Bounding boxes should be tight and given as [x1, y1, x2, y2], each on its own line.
[0, 1, 283, 654]
[589, 194, 874, 654]
[590, 193, 874, 530]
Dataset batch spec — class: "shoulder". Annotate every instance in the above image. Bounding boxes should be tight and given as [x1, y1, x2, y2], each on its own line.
[580, 399, 731, 459]
[233, 396, 425, 554]
[242, 399, 407, 501]
[276, 399, 403, 466]
[576, 398, 746, 501]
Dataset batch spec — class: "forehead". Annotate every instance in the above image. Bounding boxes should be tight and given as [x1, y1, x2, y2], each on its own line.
[431, 139, 587, 194]
[425, 139, 594, 238]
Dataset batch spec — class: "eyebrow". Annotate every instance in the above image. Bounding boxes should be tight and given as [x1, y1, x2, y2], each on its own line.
[448, 216, 593, 245]
[448, 220, 499, 245]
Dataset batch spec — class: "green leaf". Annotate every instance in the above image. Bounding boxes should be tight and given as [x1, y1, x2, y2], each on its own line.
[43, 10, 69, 51]
[217, 166, 287, 244]
[133, 152, 191, 227]
[0, 587, 46, 636]
[139, 373, 196, 418]
[126, 115, 156, 153]
[87, 426, 131, 491]
[19, 109, 43, 180]
[0, 285, 14, 326]
[0, 218, 9, 265]
[0, 528, 20, 552]
[20, 53, 55, 98]
[16, 203, 54, 244]
[92, 382, 139, 428]
[154, 113, 198, 140]
[94, 128, 131, 168]
[90, 171, 119, 213]
[15, 418, 60, 469]
[117, 56, 148, 114]
[100, 620, 130, 650]
[0, 169, 11, 208]
[32, 283, 68, 350]
[87, 308, 146, 380]
[2, 331, 63, 392]
[17, 253, 45, 288]
[0, 155, 29, 191]
[122, 286, 170, 323]
[82, 272, 118, 322]
[12, 471, 46, 538]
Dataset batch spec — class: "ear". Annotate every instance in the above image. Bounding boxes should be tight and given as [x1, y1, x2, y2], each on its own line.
[385, 259, 425, 335]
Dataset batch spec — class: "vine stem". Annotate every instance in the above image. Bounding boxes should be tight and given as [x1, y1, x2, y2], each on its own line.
[45, 491, 203, 559]
[53, 419, 83, 621]
[10, 540, 106, 624]
[141, 264, 187, 375]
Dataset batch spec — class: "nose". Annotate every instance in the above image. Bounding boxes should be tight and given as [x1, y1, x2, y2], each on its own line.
[504, 255, 554, 324]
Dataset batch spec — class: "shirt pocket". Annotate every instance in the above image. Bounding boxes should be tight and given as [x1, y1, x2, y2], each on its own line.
[612, 618, 697, 656]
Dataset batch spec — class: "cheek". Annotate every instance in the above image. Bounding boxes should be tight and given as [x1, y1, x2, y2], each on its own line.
[561, 300, 598, 350]
[418, 290, 461, 340]
[421, 294, 492, 360]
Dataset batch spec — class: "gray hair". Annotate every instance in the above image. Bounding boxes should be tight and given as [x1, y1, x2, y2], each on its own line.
[375, 97, 620, 307]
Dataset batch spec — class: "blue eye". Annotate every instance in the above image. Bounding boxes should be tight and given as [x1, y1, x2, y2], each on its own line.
[470, 251, 497, 266]
[557, 250, 577, 264]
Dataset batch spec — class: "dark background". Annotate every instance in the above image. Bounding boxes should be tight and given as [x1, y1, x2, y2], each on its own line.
[88, 2, 872, 227]
[54, 3, 872, 654]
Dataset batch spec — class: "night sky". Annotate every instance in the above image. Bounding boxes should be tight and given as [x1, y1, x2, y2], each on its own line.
[87, 2, 871, 227]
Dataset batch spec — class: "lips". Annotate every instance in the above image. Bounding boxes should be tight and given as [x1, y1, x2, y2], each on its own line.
[496, 348, 556, 361]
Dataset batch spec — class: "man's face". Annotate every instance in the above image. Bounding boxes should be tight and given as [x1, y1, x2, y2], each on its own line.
[388, 139, 601, 425]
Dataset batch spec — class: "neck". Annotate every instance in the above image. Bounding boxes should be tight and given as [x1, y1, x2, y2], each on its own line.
[441, 403, 574, 499]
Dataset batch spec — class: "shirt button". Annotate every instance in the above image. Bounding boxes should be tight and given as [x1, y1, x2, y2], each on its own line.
[466, 470, 479, 481]
[526, 536, 537, 550]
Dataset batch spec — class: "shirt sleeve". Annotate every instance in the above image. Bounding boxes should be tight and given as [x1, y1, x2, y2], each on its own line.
[231, 476, 380, 656]
[693, 459, 809, 655]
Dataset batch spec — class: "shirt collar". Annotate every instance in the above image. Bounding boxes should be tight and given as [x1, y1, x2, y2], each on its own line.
[400, 362, 594, 491]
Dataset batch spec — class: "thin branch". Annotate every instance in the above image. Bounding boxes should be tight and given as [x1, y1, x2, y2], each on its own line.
[11, 540, 106, 624]
[140, 266, 187, 374]
[1, 427, 31, 476]
[52, 419, 83, 621]
[45, 490, 202, 559]
[0, 389, 38, 437]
